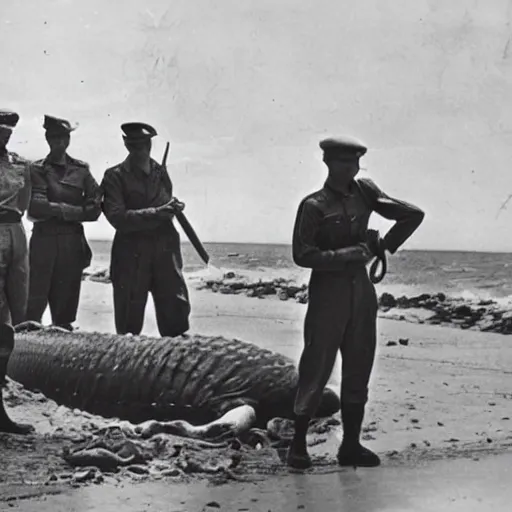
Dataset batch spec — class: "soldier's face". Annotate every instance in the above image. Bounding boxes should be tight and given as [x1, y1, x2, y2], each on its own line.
[0, 127, 12, 149]
[327, 155, 360, 182]
[46, 133, 70, 154]
[125, 139, 152, 159]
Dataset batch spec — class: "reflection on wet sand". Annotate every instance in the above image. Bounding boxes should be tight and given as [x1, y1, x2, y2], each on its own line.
[6, 451, 512, 512]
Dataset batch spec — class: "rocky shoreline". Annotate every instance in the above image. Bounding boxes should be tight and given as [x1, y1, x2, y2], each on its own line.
[376, 292, 512, 334]
[196, 272, 512, 336]
[83, 269, 512, 336]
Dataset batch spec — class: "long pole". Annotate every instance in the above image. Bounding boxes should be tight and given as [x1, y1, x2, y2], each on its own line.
[161, 142, 210, 264]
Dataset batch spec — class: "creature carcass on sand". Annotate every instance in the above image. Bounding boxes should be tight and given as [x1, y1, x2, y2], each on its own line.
[5, 322, 341, 479]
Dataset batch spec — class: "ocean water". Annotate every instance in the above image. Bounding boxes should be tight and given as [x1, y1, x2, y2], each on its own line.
[88, 240, 512, 302]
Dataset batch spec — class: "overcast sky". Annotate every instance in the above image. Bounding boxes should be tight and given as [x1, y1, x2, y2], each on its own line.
[3, 0, 512, 251]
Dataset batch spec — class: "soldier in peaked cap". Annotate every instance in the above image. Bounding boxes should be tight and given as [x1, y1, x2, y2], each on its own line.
[0, 109, 34, 434]
[100, 122, 190, 338]
[287, 135, 425, 470]
[26, 115, 102, 331]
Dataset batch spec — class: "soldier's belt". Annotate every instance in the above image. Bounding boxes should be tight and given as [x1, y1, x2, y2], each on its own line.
[0, 210, 22, 223]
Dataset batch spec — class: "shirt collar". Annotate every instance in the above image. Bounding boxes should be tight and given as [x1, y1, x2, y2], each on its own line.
[45, 153, 69, 167]
[124, 156, 154, 175]
[324, 178, 357, 197]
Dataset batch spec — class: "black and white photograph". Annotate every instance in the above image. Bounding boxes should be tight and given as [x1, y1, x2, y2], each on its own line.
[1, 1, 511, 510]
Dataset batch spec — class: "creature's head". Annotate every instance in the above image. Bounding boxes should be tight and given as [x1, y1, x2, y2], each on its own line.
[257, 384, 341, 425]
[316, 387, 341, 417]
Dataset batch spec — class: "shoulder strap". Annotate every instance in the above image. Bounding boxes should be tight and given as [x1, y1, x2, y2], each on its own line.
[355, 178, 376, 209]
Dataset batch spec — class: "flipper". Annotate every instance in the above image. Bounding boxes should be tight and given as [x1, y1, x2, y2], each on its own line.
[136, 405, 257, 441]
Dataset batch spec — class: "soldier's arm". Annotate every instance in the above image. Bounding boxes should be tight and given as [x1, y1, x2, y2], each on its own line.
[28, 164, 64, 220]
[81, 169, 102, 221]
[359, 178, 425, 254]
[100, 169, 166, 232]
[292, 198, 369, 270]
[59, 166, 102, 222]
[17, 165, 32, 214]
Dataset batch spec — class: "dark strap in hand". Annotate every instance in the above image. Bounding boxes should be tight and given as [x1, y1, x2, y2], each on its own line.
[369, 252, 387, 284]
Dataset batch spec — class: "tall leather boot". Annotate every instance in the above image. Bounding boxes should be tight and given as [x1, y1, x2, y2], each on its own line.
[0, 323, 34, 434]
[337, 403, 380, 467]
[286, 415, 312, 469]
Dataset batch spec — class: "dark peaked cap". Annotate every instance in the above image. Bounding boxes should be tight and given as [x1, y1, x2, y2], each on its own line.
[43, 115, 77, 134]
[319, 135, 367, 157]
[121, 122, 158, 141]
[0, 110, 20, 129]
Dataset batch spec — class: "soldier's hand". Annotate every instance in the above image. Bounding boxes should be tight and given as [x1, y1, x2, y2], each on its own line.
[336, 244, 373, 263]
[342, 244, 374, 263]
[157, 198, 185, 215]
[170, 197, 185, 213]
[356, 243, 375, 263]
[366, 229, 385, 257]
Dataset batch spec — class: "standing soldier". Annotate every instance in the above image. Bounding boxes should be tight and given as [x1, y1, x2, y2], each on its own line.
[287, 136, 425, 469]
[26, 115, 102, 331]
[0, 109, 34, 433]
[0, 109, 31, 327]
[101, 122, 190, 338]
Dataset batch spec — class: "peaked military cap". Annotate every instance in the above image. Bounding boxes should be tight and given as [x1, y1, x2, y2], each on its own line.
[319, 135, 367, 157]
[0, 109, 19, 130]
[121, 122, 157, 141]
[43, 115, 77, 135]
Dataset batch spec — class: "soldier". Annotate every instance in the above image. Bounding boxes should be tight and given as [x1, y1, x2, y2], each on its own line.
[0, 109, 34, 433]
[26, 115, 102, 331]
[287, 136, 425, 469]
[101, 122, 190, 337]
[0, 109, 31, 327]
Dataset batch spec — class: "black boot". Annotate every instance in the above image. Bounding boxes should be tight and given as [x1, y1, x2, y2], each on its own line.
[337, 403, 380, 468]
[286, 415, 312, 469]
[0, 323, 34, 435]
[0, 323, 14, 387]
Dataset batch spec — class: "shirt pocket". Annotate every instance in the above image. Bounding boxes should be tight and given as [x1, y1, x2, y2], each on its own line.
[319, 212, 350, 249]
[0, 164, 25, 200]
[123, 185, 150, 209]
[59, 170, 85, 203]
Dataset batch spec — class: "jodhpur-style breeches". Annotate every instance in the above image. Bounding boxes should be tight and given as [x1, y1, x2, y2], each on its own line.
[0, 223, 29, 326]
[294, 267, 378, 417]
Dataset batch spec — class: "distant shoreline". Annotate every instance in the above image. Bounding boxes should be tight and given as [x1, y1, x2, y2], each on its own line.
[87, 240, 512, 256]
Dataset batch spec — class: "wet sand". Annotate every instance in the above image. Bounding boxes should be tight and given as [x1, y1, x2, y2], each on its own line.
[2, 274, 512, 509]
[4, 452, 512, 511]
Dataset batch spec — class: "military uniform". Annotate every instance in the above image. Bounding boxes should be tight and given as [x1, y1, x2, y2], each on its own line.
[26, 115, 101, 329]
[0, 110, 31, 326]
[287, 135, 425, 469]
[100, 122, 190, 337]
[0, 111, 34, 434]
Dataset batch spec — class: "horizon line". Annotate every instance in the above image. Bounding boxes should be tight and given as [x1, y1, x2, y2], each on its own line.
[86, 239, 512, 254]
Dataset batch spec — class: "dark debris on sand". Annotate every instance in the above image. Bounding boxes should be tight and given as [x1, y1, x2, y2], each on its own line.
[194, 272, 512, 335]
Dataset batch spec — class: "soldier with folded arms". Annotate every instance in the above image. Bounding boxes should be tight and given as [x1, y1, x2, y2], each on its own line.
[26, 115, 102, 331]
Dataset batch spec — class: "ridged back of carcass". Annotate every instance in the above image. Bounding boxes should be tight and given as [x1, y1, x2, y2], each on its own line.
[8, 331, 299, 424]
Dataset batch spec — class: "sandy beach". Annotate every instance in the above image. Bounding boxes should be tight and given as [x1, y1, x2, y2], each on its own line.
[2, 268, 512, 510]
